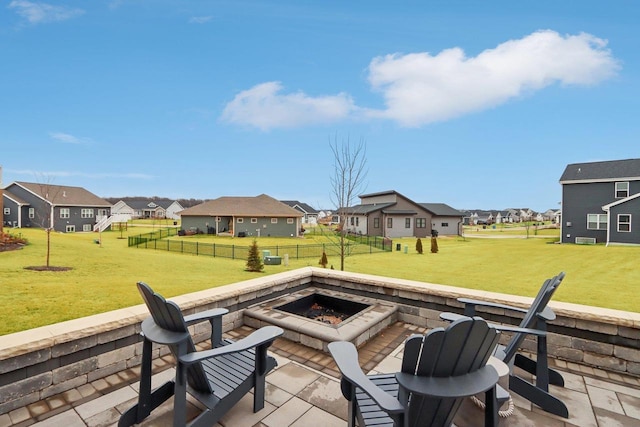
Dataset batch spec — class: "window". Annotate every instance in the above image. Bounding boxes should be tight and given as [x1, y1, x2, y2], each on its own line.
[81, 209, 94, 218]
[350, 217, 354, 225]
[415, 218, 426, 228]
[618, 214, 631, 232]
[587, 214, 607, 230]
[374, 218, 380, 228]
[271, 218, 278, 224]
[387, 218, 393, 228]
[287, 218, 294, 224]
[237, 218, 244, 223]
[60, 208, 70, 218]
[29, 208, 35, 218]
[3, 207, 9, 215]
[441, 222, 449, 227]
[405, 218, 411, 228]
[65, 225, 75, 232]
[356, 217, 359, 226]
[615, 182, 629, 198]
[251, 218, 257, 223]
[83, 224, 92, 232]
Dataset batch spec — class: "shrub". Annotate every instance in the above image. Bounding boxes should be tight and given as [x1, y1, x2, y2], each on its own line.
[416, 238, 423, 254]
[431, 237, 439, 254]
[319, 251, 328, 268]
[245, 239, 264, 272]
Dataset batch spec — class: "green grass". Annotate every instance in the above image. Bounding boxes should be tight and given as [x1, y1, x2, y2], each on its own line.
[1, 227, 638, 336]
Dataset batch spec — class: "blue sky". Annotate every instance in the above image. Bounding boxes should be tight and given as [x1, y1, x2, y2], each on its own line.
[1, 1, 638, 211]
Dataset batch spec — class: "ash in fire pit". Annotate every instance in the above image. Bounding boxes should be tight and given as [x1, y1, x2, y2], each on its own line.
[276, 293, 369, 326]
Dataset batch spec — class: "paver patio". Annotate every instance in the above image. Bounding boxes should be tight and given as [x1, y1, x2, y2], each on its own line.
[3, 322, 640, 427]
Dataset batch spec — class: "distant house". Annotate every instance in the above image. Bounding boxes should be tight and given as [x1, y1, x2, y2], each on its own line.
[179, 194, 304, 237]
[111, 198, 184, 220]
[280, 200, 319, 225]
[2, 181, 111, 232]
[560, 158, 640, 245]
[338, 190, 461, 238]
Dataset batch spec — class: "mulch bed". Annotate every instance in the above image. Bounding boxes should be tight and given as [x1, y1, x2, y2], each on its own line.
[24, 266, 73, 272]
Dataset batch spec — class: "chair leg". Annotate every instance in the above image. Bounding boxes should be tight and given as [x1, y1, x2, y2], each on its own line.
[484, 386, 498, 427]
[514, 354, 565, 387]
[174, 362, 189, 427]
[119, 338, 175, 427]
[510, 375, 569, 418]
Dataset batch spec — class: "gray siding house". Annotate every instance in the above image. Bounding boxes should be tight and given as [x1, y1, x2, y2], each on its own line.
[179, 194, 304, 238]
[280, 201, 319, 225]
[419, 203, 465, 236]
[340, 190, 434, 238]
[2, 181, 111, 232]
[560, 158, 640, 245]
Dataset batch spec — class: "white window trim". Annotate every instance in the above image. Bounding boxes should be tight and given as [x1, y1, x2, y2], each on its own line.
[617, 214, 631, 233]
[287, 218, 294, 224]
[250, 218, 257, 223]
[29, 208, 35, 218]
[615, 181, 629, 198]
[237, 218, 244, 223]
[60, 208, 70, 219]
[271, 218, 278, 223]
[65, 225, 75, 232]
[3, 207, 10, 215]
[586, 213, 608, 230]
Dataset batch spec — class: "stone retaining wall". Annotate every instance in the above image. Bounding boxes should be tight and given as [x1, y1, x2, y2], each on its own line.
[1, 267, 639, 415]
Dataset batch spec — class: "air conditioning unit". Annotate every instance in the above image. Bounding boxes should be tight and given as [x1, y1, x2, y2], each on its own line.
[575, 237, 596, 245]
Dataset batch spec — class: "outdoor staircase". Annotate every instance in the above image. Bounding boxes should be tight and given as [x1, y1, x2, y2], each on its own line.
[94, 214, 130, 232]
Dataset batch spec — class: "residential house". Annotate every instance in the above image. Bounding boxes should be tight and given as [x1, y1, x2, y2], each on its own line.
[560, 158, 640, 245]
[2, 181, 111, 232]
[280, 201, 319, 225]
[178, 194, 304, 237]
[419, 203, 465, 236]
[339, 190, 435, 238]
[111, 198, 184, 220]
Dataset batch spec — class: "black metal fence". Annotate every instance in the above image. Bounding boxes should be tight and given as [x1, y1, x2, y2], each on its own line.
[128, 228, 392, 260]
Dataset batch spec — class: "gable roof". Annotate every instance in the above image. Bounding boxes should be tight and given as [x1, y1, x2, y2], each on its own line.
[419, 203, 464, 217]
[122, 198, 180, 210]
[602, 192, 640, 210]
[560, 158, 640, 184]
[179, 194, 303, 217]
[2, 190, 29, 205]
[339, 203, 395, 215]
[10, 182, 111, 207]
[280, 200, 318, 214]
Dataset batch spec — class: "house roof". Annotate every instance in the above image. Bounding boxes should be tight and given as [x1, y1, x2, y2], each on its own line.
[121, 198, 180, 210]
[602, 193, 640, 210]
[10, 182, 111, 207]
[2, 190, 29, 205]
[359, 190, 399, 198]
[179, 194, 303, 217]
[340, 203, 395, 215]
[280, 200, 318, 214]
[418, 203, 464, 217]
[560, 158, 640, 183]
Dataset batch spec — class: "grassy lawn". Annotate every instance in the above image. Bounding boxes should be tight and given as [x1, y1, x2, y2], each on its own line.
[1, 227, 638, 335]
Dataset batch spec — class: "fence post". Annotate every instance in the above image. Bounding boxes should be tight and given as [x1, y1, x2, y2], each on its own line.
[232, 245, 235, 260]
[167, 239, 170, 251]
[196, 242, 199, 256]
[181, 240, 184, 254]
[213, 243, 216, 257]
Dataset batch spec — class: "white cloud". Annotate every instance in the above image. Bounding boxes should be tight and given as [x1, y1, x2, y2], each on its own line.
[220, 81, 357, 131]
[189, 16, 213, 24]
[366, 30, 621, 126]
[49, 132, 90, 144]
[10, 169, 154, 180]
[8, 1, 84, 24]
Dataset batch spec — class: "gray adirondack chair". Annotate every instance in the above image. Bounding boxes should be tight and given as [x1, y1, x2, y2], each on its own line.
[329, 316, 501, 427]
[440, 272, 568, 418]
[119, 282, 284, 427]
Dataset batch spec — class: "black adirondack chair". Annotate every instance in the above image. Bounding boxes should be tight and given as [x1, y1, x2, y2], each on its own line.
[119, 282, 284, 427]
[440, 272, 568, 418]
[329, 317, 502, 427]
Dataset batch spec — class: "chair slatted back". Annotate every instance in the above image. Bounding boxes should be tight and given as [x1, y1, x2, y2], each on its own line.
[137, 282, 212, 393]
[502, 272, 565, 362]
[401, 317, 500, 427]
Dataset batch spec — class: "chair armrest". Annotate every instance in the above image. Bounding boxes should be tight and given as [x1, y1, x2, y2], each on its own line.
[183, 308, 229, 325]
[395, 365, 498, 399]
[537, 306, 556, 322]
[439, 312, 466, 323]
[179, 326, 283, 365]
[492, 324, 546, 337]
[328, 341, 404, 414]
[458, 298, 529, 315]
[141, 317, 190, 345]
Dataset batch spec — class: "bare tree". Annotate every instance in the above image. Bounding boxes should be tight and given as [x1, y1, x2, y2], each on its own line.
[33, 176, 63, 269]
[329, 135, 368, 271]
